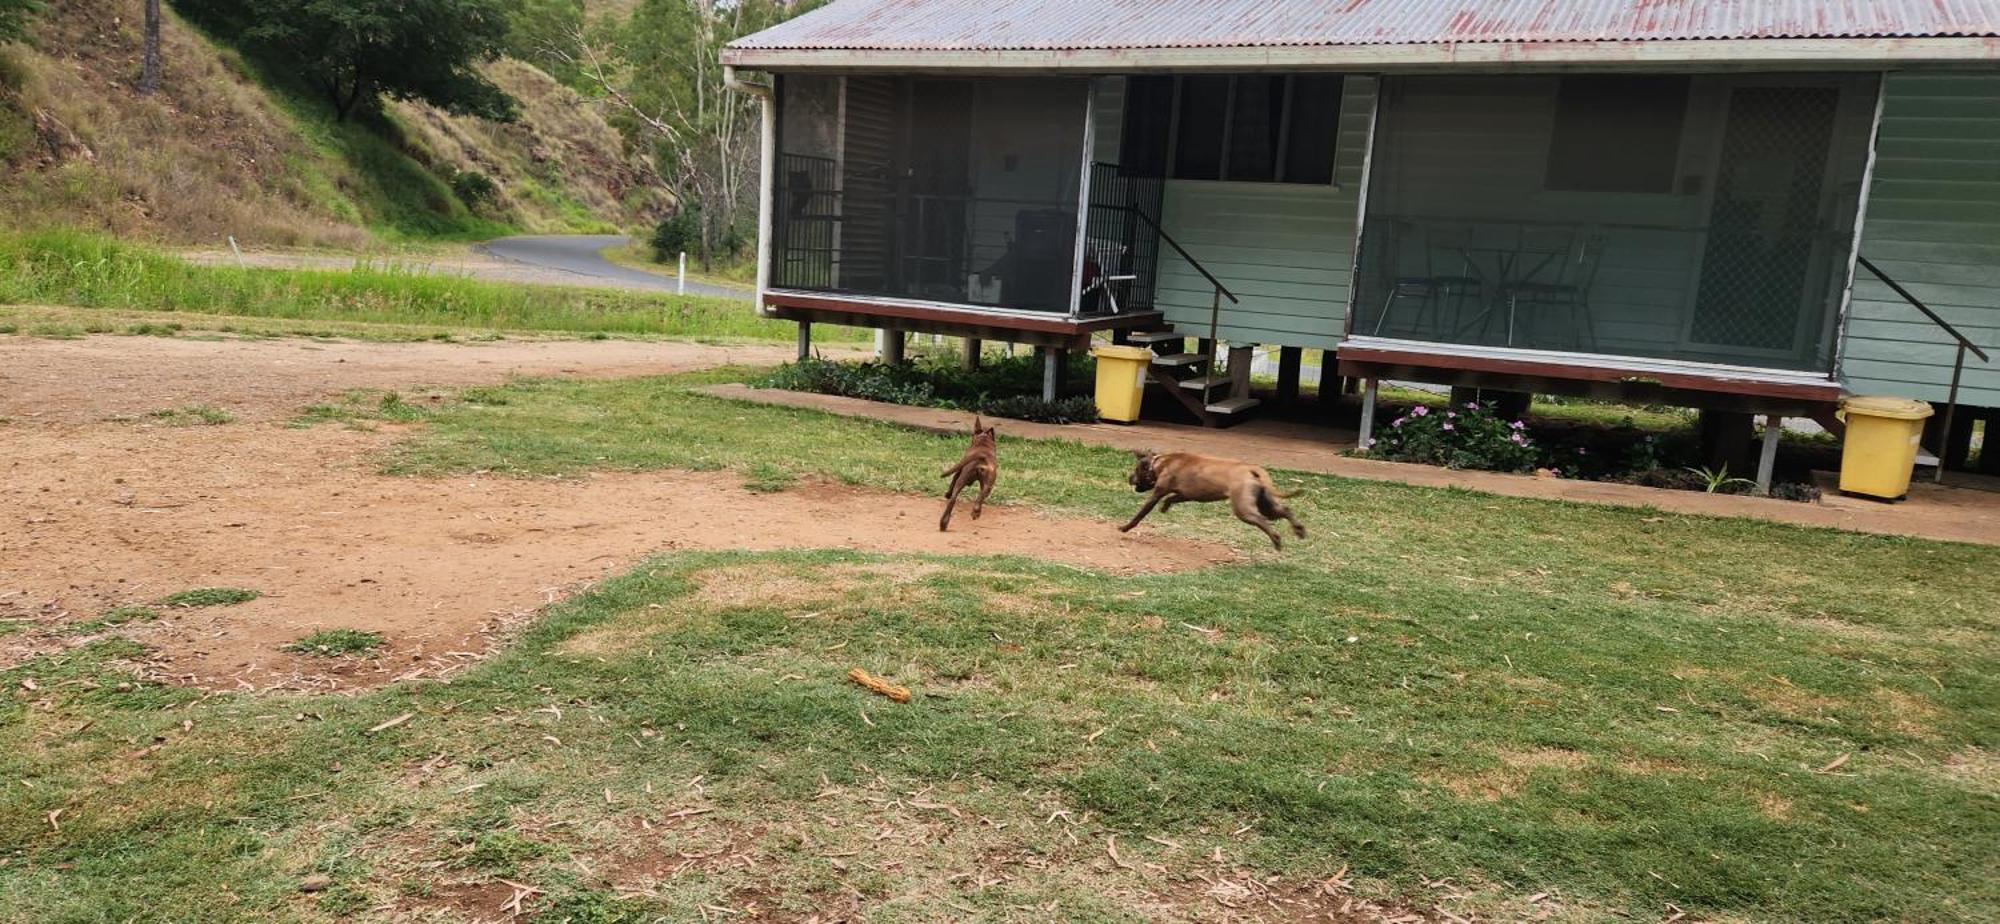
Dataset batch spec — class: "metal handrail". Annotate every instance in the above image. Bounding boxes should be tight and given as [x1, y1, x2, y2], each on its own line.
[1855, 255, 1992, 482]
[1856, 257, 1990, 362]
[1126, 205, 1238, 304]
[1124, 204, 1240, 365]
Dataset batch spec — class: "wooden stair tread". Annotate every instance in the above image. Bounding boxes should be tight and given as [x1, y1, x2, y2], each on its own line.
[1176, 373, 1231, 392]
[1206, 397, 1262, 414]
[1125, 330, 1184, 345]
[1152, 352, 1211, 368]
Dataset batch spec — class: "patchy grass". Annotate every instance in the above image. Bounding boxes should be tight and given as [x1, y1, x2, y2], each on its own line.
[72, 606, 160, 633]
[3, 373, 1995, 922]
[0, 230, 856, 341]
[157, 587, 261, 608]
[292, 390, 439, 430]
[742, 461, 796, 494]
[146, 405, 234, 427]
[284, 630, 386, 657]
[0, 303, 513, 343]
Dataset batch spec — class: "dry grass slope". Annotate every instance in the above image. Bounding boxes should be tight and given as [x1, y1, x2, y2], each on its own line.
[0, 0, 662, 247]
[0, 0, 369, 247]
[390, 58, 671, 234]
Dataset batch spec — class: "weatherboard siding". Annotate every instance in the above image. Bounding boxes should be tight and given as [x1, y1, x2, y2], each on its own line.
[1092, 76, 1372, 350]
[1845, 72, 2000, 407]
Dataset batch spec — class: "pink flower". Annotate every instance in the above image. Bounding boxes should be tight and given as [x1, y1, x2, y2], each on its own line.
[1441, 422, 1455, 432]
[1465, 402, 1480, 410]
[1412, 405, 1429, 417]
[1509, 420, 1526, 430]
[1510, 433, 1526, 445]
[1447, 411, 1458, 419]
[1392, 416, 1406, 428]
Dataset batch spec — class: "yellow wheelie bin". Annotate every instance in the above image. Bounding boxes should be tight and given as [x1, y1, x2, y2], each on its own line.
[1091, 345, 1154, 423]
[1837, 396, 1933, 500]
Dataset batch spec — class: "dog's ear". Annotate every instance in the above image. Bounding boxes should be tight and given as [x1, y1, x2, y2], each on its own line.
[1131, 449, 1151, 460]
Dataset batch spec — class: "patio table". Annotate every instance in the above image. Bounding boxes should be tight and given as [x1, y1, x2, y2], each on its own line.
[1449, 238, 1574, 346]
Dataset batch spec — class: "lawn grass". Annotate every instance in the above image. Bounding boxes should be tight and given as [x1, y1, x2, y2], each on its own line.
[0, 229, 859, 341]
[3, 372, 1995, 922]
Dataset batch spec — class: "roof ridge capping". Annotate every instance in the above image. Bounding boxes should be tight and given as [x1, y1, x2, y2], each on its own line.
[724, 0, 2000, 65]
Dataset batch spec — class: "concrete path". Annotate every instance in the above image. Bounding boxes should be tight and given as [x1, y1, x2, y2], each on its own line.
[702, 384, 2000, 547]
[479, 235, 750, 299]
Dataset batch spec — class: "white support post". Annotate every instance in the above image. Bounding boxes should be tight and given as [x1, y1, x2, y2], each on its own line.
[1756, 415, 1783, 496]
[878, 329, 905, 365]
[724, 66, 776, 317]
[1040, 347, 1060, 402]
[677, 251, 687, 294]
[1358, 378, 1380, 449]
[796, 321, 812, 361]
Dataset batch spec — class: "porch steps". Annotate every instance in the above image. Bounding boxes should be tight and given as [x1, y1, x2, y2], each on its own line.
[1121, 324, 1264, 429]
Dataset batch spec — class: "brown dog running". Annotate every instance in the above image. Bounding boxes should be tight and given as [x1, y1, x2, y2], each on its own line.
[1120, 450, 1305, 550]
[939, 417, 998, 531]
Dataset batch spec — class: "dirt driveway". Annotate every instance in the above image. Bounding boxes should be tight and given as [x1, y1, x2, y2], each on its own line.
[0, 335, 1233, 691]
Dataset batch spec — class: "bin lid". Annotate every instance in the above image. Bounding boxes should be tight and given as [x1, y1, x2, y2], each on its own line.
[1841, 395, 1934, 420]
[1092, 345, 1155, 362]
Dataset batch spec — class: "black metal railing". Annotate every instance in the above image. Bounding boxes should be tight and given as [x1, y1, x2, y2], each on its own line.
[772, 153, 839, 291]
[1856, 255, 1992, 482]
[1084, 163, 1165, 313]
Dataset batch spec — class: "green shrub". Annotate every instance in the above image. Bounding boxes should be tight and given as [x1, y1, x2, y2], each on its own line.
[649, 206, 701, 262]
[450, 169, 498, 207]
[1365, 400, 1539, 472]
[757, 355, 1099, 424]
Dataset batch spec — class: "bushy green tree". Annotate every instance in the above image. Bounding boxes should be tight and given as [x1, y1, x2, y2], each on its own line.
[179, 0, 517, 122]
[0, 0, 44, 44]
[499, 0, 586, 88]
[602, 0, 815, 259]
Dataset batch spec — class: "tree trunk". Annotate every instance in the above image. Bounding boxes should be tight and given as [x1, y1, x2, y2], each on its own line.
[138, 0, 162, 95]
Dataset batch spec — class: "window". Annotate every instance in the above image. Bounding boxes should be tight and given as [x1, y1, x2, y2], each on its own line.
[1119, 74, 1343, 184]
[1545, 75, 1691, 194]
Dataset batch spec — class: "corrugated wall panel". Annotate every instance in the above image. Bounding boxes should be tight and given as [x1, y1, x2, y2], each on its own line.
[1845, 73, 2000, 407]
[1142, 77, 1374, 351]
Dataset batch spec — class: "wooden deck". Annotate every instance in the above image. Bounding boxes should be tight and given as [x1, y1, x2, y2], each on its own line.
[1336, 336, 1844, 416]
[764, 289, 1163, 352]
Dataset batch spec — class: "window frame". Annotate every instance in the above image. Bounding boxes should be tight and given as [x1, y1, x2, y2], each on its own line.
[1121, 74, 1343, 187]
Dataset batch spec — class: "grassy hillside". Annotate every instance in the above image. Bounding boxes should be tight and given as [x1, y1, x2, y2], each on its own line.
[0, 0, 666, 247]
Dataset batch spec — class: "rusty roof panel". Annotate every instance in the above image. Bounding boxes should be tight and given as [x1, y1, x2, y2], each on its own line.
[731, 0, 2000, 51]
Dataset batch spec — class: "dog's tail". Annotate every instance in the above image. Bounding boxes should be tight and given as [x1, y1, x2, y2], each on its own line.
[1254, 468, 1297, 498]
[941, 459, 969, 479]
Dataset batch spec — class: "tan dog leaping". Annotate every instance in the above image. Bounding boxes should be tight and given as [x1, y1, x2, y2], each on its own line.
[939, 417, 998, 531]
[1121, 450, 1305, 550]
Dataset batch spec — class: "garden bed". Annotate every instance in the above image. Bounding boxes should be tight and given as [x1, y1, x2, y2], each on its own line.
[757, 354, 1099, 424]
[1359, 392, 1832, 502]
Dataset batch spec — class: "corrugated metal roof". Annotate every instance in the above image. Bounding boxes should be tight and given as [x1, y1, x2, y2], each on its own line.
[731, 0, 2000, 52]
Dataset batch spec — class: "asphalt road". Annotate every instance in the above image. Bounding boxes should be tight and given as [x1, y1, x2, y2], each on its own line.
[478, 235, 751, 300]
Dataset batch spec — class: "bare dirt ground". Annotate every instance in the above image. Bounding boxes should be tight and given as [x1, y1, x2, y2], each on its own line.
[0, 336, 1234, 691]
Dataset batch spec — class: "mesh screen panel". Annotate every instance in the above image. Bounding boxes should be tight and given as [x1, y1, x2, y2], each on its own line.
[1352, 74, 1871, 372]
[771, 76, 1089, 312]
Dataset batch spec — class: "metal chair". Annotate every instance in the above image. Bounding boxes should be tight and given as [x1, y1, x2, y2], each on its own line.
[1499, 229, 1603, 351]
[1080, 238, 1140, 314]
[1372, 222, 1484, 339]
